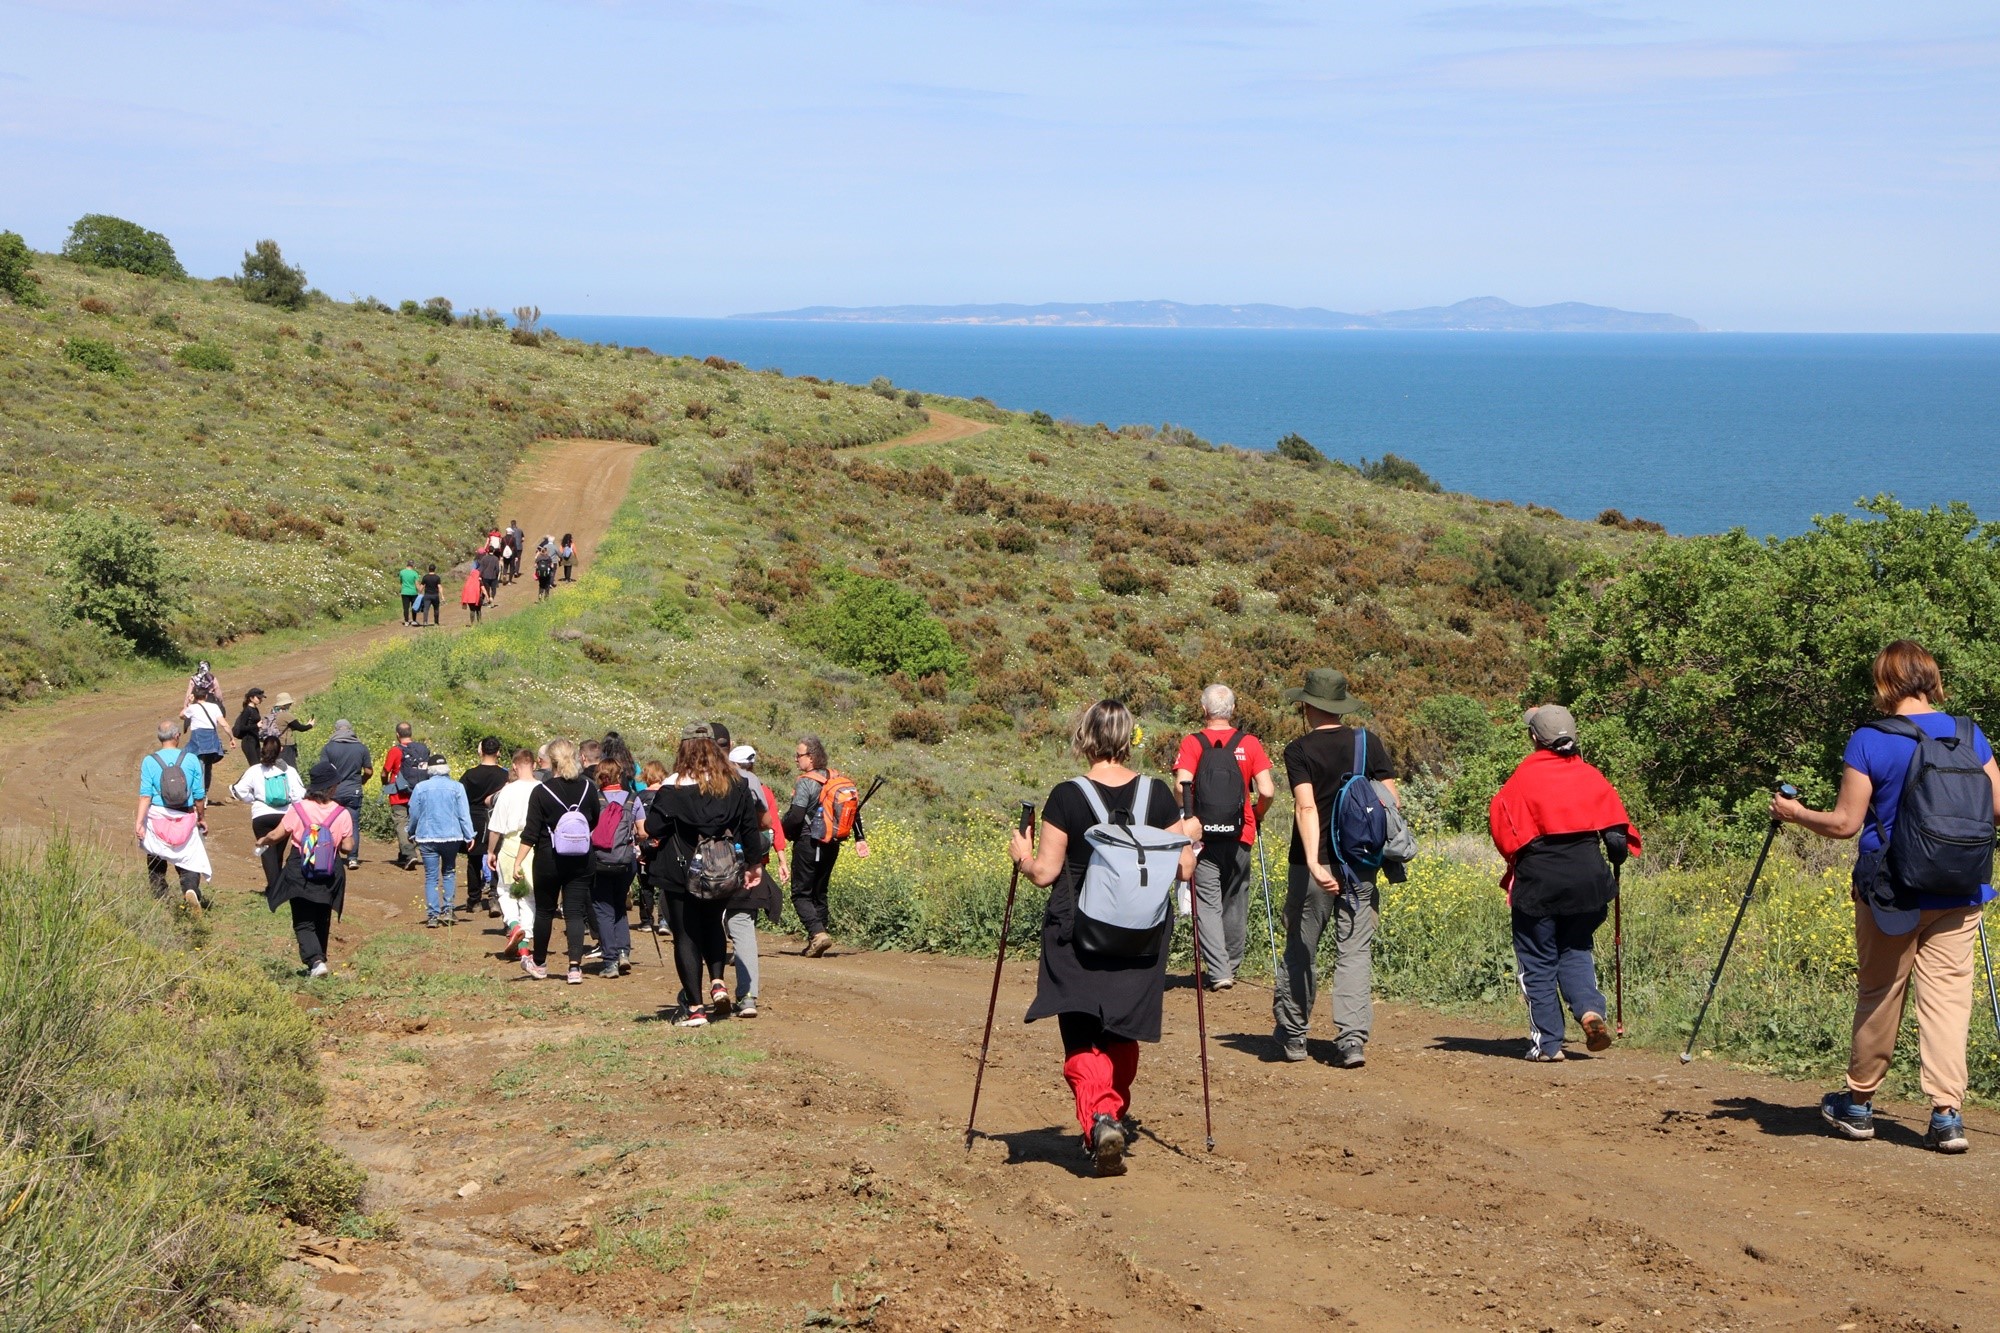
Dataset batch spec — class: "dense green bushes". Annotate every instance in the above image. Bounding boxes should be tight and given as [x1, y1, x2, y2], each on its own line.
[49, 508, 185, 655]
[0, 230, 43, 306]
[239, 239, 308, 310]
[786, 569, 966, 680]
[61, 213, 186, 279]
[1360, 452, 1441, 492]
[0, 839, 361, 1328]
[61, 335, 125, 375]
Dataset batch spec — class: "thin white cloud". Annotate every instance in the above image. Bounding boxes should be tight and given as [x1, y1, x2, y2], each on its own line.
[1417, 4, 1659, 36]
[1427, 39, 1803, 92]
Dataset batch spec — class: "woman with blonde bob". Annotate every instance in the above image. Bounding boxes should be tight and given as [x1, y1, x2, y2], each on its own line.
[1010, 699, 1198, 1176]
[1774, 640, 1999, 1153]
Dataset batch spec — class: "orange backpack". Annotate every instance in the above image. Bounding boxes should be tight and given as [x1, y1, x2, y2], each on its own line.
[812, 769, 862, 843]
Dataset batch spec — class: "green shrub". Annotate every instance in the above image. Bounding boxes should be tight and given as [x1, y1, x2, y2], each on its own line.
[49, 507, 184, 653]
[238, 238, 308, 310]
[902, 390, 922, 408]
[0, 229, 44, 306]
[786, 569, 966, 679]
[62, 335, 126, 375]
[1477, 525, 1573, 608]
[1360, 452, 1441, 492]
[174, 340, 234, 372]
[868, 375, 897, 400]
[1274, 432, 1323, 467]
[61, 213, 186, 278]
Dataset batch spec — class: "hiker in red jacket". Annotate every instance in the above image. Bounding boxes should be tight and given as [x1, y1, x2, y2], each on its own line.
[1488, 705, 1640, 1062]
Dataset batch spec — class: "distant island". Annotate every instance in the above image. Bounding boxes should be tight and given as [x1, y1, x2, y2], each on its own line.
[731, 296, 1702, 333]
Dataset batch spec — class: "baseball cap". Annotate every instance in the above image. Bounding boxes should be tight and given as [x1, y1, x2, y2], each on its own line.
[728, 744, 757, 766]
[1523, 704, 1578, 750]
[680, 721, 715, 741]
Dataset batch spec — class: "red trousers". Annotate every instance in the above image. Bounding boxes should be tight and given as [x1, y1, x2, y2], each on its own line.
[1059, 1012, 1138, 1133]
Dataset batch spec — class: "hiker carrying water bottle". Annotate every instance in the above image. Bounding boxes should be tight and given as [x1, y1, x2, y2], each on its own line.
[1773, 640, 1999, 1154]
[485, 749, 541, 961]
[514, 738, 601, 984]
[1010, 700, 1198, 1177]
[1488, 705, 1641, 1062]
[785, 734, 869, 958]
[232, 734, 304, 894]
[259, 758, 354, 978]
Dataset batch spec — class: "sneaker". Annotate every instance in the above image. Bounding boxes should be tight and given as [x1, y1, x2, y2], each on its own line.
[1089, 1113, 1128, 1177]
[582, 948, 603, 964]
[1334, 1041, 1366, 1069]
[600, 956, 620, 978]
[520, 957, 549, 980]
[1581, 1013, 1613, 1052]
[1820, 1091, 1875, 1140]
[737, 996, 758, 1018]
[502, 924, 525, 954]
[1526, 1049, 1566, 1063]
[675, 1008, 709, 1029]
[566, 966, 584, 985]
[618, 952, 632, 976]
[425, 916, 439, 930]
[1209, 976, 1235, 992]
[1280, 1037, 1308, 1063]
[709, 981, 732, 1017]
[308, 960, 330, 979]
[182, 888, 204, 914]
[655, 922, 673, 936]
[1925, 1108, 1968, 1154]
[805, 932, 833, 958]
[346, 858, 361, 870]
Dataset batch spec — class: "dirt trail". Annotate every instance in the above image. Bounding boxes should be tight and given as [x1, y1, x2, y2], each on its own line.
[6, 413, 1999, 1331]
[846, 407, 992, 453]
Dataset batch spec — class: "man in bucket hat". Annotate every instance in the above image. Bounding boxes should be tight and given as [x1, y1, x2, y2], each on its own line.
[1272, 668, 1399, 1066]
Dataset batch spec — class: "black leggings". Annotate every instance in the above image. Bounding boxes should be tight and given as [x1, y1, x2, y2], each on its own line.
[291, 899, 333, 967]
[533, 857, 593, 966]
[252, 813, 284, 892]
[790, 840, 839, 936]
[664, 891, 727, 1009]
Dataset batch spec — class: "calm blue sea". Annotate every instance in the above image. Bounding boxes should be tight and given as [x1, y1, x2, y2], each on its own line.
[544, 316, 2000, 538]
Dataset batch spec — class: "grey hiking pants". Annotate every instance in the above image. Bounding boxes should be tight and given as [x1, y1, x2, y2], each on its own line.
[1192, 842, 1253, 981]
[1272, 863, 1378, 1049]
[726, 907, 761, 1001]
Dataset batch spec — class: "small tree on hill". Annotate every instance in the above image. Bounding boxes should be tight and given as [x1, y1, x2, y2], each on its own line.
[49, 508, 185, 654]
[1275, 432, 1324, 467]
[0, 231, 45, 307]
[61, 214, 186, 279]
[239, 239, 308, 309]
[1360, 452, 1441, 492]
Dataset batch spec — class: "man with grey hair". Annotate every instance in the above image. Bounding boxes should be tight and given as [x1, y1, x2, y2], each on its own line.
[135, 718, 212, 910]
[1174, 683, 1276, 990]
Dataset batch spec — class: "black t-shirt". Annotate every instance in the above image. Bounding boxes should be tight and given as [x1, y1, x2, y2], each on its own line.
[460, 763, 509, 829]
[421, 571, 442, 597]
[478, 552, 500, 580]
[1043, 774, 1183, 887]
[1283, 726, 1396, 865]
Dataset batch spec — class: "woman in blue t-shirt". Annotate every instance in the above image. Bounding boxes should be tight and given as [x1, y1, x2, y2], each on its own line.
[1772, 640, 1998, 1154]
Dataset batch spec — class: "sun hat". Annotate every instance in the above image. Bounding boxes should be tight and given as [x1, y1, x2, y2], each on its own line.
[273, 692, 295, 709]
[1284, 668, 1364, 715]
[1523, 704, 1579, 750]
[728, 744, 757, 766]
[306, 758, 339, 792]
[680, 721, 715, 742]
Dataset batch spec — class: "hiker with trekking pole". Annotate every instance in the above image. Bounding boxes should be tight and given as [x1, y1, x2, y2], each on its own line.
[1487, 705, 1641, 1062]
[1172, 684, 1276, 992]
[1769, 640, 1997, 1154]
[1006, 700, 1197, 1176]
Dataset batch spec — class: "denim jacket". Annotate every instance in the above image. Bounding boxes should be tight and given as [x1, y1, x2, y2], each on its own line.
[407, 772, 475, 843]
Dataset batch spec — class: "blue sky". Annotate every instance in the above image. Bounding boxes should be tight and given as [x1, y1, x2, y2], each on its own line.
[3, 2, 1996, 330]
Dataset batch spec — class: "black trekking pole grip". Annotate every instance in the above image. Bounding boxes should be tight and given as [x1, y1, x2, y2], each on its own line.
[965, 801, 1034, 1150]
[1680, 783, 1797, 1065]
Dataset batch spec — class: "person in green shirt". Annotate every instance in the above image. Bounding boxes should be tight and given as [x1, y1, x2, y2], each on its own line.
[399, 562, 421, 625]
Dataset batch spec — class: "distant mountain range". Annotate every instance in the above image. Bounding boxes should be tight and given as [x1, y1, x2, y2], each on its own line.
[732, 296, 1701, 333]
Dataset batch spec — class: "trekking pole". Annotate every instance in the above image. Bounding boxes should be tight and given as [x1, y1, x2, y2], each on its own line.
[1181, 783, 1216, 1152]
[1255, 829, 1280, 985]
[965, 801, 1035, 1150]
[1979, 917, 2000, 1041]
[1612, 866, 1624, 1037]
[1680, 784, 1796, 1065]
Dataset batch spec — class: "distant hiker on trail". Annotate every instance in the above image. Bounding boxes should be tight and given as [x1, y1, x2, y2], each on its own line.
[485, 748, 541, 961]
[319, 720, 373, 870]
[232, 687, 266, 774]
[232, 734, 304, 895]
[462, 566, 485, 624]
[1488, 705, 1640, 1063]
[534, 538, 557, 601]
[1272, 668, 1398, 1068]
[136, 719, 212, 913]
[644, 724, 767, 1027]
[258, 691, 314, 769]
[410, 754, 476, 928]
[399, 560, 421, 625]
[506, 520, 525, 581]
[477, 546, 502, 606]
[727, 742, 787, 1018]
[460, 736, 509, 915]
[784, 734, 868, 958]
[383, 722, 430, 871]
[258, 757, 354, 979]
[514, 737, 603, 984]
[1173, 683, 1276, 991]
[179, 683, 230, 800]
[559, 532, 575, 582]
[1772, 640, 1999, 1154]
[1009, 699, 1197, 1177]
[420, 565, 443, 626]
[588, 760, 639, 978]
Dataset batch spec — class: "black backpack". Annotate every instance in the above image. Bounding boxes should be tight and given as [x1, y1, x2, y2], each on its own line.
[390, 741, 432, 795]
[1864, 715, 1995, 898]
[149, 748, 193, 812]
[1189, 729, 1248, 844]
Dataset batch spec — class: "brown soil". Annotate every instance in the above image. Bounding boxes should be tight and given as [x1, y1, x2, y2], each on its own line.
[846, 407, 993, 453]
[5, 428, 1998, 1331]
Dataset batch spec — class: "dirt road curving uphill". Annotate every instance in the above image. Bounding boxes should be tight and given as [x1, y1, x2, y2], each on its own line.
[848, 407, 993, 453]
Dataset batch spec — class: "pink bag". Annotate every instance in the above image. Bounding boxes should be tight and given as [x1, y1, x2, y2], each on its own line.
[148, 807, 200, 850]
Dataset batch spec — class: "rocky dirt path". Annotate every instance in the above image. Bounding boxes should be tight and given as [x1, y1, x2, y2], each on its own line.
[846, 407, 992, 454]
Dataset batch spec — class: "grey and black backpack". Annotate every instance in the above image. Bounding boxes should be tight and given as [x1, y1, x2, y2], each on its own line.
[1070, 776, 1190, 958]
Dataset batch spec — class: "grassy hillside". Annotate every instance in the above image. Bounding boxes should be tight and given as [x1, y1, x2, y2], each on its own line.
[0, 251, 922, 704]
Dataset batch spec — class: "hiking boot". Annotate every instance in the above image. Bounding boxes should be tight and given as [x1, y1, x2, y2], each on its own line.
[675, 1008, 709, 1029]
[737, 996, 758, 1018]
[1820, 1091, 1875, 1140]
[521, 957, 549, 980]
[1334, 1041, 1366, 1069]
[1089, 1113, 1128, 1177]
[308, 960, 330, 979]
[1280, 1037, 1308, 1063]
[1925, 1108, 1968, 1154]
[566, 965, 584, 985]
[617, 952, 632, 976]
[425, 916, 439, 929]
[1582, 1013, 1613, 1052]
[600, 956, 620, 979]
[805, 932, 833, 958]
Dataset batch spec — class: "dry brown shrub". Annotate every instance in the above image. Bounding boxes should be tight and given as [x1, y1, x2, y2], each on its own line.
[78, 296, 113, 315]
[1027, 450, 1051, 466]
[702, 355, 739, 370]
[720, 460, 755, 496]
[9, 488, 39, 508]
[615, 391, 649, 419]
[812, 387, 832, 400]
[1211, 585, 1242, 613]
[1148, 476, 1170, 491]
[684, 400, 713, 420]
[888, 707, 950, 744]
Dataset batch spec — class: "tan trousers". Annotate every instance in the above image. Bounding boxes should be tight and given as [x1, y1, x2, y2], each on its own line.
[1847, 899, 1983, 1110]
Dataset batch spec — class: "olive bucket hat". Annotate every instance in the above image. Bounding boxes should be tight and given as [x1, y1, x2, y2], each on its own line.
[1284, 668, 1364, 715]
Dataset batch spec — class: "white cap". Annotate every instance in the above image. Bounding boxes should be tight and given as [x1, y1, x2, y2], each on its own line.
[728, 744, 756, 766]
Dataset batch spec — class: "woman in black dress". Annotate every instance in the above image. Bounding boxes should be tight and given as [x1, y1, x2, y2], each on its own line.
[1009, 699, 1198, 1176]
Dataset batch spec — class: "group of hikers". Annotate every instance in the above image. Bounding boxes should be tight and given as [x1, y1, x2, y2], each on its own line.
[134, 637, 1990, 1177]
[396, 520, 577, 627]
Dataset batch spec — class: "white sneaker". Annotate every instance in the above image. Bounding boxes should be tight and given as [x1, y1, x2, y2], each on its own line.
[674, 1008, 709, 1029]
[737, 997, 758, 1018]
[308, 960, 330, 978]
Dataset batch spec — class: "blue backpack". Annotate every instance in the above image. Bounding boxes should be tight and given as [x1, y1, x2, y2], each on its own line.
[1328, 729, 1389, 877]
